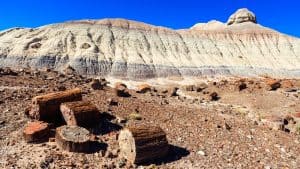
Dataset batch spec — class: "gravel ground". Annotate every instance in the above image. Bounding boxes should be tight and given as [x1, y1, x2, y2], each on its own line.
[0, 68, 300, 169]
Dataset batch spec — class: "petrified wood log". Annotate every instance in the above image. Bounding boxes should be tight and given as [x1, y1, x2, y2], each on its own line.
[23, 121, 50, 143]
[55, 125, 93, 153]
[118, 125, 169, 164]
[29, 88, 82, 123]
[60, 100, 101, 127]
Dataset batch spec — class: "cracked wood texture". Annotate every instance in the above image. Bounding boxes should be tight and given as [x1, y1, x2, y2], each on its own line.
[29, 88, 82, 123]
[60, 100, 101, 127]
[55, 125, 92, 153]
[118, 125, 169, 164]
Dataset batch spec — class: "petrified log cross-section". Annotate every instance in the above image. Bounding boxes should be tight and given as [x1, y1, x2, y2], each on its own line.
[118, 125, 169, 164]
[60, 100, 101, 127]
[55, 125, 93, 153]
[29, 88, 82, 123]
[23, 121, 50, 143]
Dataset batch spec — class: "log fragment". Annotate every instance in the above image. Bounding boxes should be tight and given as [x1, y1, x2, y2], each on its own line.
[118, 125, 169, 164]
[90, 79, 104, 90]
[136, 84, 151, 93]
[265, 79, 281, 90]
[60, 100, 101, 127]
[55, 125, 93, 152]
[29, 88, 82, 123]
[115, 82, 131, 97]
[23, 121, 50, 143]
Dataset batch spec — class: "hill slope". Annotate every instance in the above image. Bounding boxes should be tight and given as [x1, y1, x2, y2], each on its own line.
[0, 8, 299, 79]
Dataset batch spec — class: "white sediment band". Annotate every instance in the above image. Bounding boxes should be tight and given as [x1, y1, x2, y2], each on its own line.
[0, 8, 299, 79]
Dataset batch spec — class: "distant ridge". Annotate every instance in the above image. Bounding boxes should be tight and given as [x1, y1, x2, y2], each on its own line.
[0, 8, 299, 79]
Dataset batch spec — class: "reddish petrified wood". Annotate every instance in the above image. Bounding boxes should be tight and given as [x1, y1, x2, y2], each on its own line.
[23, 121, 50, 143]
[29, 88, 82, 123]
[118, 125, 169, 164]
[60, 100, 101, 127]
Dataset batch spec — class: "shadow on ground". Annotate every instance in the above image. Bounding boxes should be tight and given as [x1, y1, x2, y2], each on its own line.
[89, 112, 123, 135]
[142, 144, 190, 165]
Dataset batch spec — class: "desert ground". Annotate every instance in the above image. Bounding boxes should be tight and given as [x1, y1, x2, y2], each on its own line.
[0, 67, 300, 169]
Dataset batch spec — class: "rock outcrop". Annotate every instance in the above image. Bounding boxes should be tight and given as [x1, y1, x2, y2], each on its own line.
[0, 8, 299, 79]
[227, 8, 257, 25]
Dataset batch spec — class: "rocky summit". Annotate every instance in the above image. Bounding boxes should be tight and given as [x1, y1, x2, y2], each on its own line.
[0, 8, 299, 79]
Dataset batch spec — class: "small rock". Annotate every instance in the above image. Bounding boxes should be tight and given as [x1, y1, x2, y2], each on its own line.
[197, 150, 206, 156]
[265, 79, 281, 91]
[116, 116, 127, 124]
[285, 88, 298, 92]
[264, 165, 272, 169]
[238, 82, 247, 91]
[136, 84, 151, 93]
[128, 113, 142, 120]
[225, 122, 231, 130]
[194, 83, 208, 92]
[210, 92, 220, 101]
[90, 79, 103, 90]
[46, 77, 54, 80]
[168, 87, 178, 97]
[114, 82, 130, 97]
[0, 120, 5, 125]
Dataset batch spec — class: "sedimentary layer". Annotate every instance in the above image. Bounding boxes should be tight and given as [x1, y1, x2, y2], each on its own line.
[0, 8, 299, 79]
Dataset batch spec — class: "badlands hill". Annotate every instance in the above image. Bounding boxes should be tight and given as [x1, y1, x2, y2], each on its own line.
[0, 8, 299, 79]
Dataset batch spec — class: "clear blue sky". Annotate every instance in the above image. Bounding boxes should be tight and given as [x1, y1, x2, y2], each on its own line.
[1, 0, 300, 37]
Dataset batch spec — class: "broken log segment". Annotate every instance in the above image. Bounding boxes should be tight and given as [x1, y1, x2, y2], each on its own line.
[115, 82, 131, 97]
[136, 84, 151, 93]
[60, 100, 101, 127]
[118, 125, 169, 164]
[29, 88, 82, 123]
[23, 121, 50, 143]
[55, 125, 93, 153]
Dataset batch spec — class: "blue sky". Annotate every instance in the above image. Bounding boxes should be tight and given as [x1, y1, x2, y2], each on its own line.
[1, 0, 300, 37]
